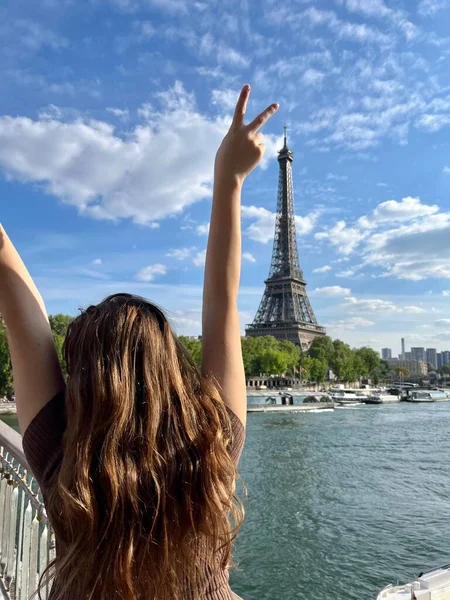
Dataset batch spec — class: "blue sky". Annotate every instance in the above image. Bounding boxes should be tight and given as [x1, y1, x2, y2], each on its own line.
[1, 0, 450, 355]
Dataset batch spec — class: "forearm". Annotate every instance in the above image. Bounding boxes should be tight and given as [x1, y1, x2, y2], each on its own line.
[0, 224, 47, 326]
[203, 175, 242, 313]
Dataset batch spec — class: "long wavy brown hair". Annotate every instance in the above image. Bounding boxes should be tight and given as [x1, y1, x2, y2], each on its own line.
[38, 293, 244, 600]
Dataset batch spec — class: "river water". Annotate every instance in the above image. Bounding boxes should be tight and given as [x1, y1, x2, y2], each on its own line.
[4, 403, 450, 600]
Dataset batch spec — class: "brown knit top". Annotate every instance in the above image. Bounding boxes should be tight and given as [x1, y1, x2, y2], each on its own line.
[22, 391, 246, 600]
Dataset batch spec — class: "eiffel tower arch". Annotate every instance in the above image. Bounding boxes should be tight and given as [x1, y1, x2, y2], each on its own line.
[245, 129, 326, 350]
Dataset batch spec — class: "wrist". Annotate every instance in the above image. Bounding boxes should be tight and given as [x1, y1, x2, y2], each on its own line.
[213, 171, 244, 191]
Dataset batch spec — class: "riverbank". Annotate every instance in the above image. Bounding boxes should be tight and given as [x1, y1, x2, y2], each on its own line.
[0, 403, 16, 415]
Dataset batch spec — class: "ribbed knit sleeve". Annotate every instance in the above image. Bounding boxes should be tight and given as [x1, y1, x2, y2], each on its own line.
[22, 390, 66, 488]
[225, 406, 246, 466]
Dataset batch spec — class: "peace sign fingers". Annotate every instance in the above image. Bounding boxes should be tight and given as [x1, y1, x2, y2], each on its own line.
[247, 103, 279, 134]
[232, 84, 251, 128]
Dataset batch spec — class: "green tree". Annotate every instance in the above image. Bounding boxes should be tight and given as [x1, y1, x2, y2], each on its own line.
[309, 357, 328, 383]
[49, 314, 73, 379]
[308, 336, 334, 363]
[258, 349, 289, 376]
[179, 336, 202, 366]
[0, 321, 13, 397]
[355, 347, 380, 376]
[49, 314, 73, 337]
[331, 339, 356, 382]
[278, 340, 301, 374]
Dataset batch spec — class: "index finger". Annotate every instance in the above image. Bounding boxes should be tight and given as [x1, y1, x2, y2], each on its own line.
[247, 103, 279, 134]
[232, 84, 251, 127]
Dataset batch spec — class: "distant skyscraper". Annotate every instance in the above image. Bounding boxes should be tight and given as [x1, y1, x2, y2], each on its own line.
[426, 348, 438, 369]
[401, 338, 405, 359]
[442, 351, 450, 366]
[405, 352, 412, 360]
[437, 353, 443, 369]
[411, 347, 426, 362]
[381, 348, 392, 360]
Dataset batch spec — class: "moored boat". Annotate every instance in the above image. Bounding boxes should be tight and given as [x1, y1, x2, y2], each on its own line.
[365, 393, 400, 404]
[403, 389, 450, 403]
[247, 392, 334, 412]
[377, 563, 450, 599]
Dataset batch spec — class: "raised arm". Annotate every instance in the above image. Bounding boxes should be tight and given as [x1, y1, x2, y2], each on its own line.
[0, 224, 64, 433]
[202, 85, 279, 426]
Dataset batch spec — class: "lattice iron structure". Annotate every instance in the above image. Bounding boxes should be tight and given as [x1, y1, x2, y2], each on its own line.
[246, 130, 326, 350]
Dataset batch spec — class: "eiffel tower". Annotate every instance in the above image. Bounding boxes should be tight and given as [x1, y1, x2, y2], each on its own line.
[245, 129, 325, 350]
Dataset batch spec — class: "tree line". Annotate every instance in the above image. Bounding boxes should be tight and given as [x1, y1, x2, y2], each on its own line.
[2, 313, 448, 397]
[181, 332, 387, 384]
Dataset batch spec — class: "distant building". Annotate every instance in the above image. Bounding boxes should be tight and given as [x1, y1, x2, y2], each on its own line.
[411, 347, 426, 362]
[426, 348, 438, 369]
[437, 353, 443, 369]
[381, 348, 392, 360]
[401, 338, 405, 359]
[405, 352, 412, 360]
[442, 351, 450, 366]
[387, 358, 427, 376]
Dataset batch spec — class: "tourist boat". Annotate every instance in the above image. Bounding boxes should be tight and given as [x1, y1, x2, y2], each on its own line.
[329, 388, 368, 406]
[364, 392, 400, 404]
[247, 392, 334, 412]
[403, 390, 450, 403]
[377, 563, 450, 599]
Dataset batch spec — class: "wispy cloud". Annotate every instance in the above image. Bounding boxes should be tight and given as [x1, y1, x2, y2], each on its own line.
[135, 264, 167, 282]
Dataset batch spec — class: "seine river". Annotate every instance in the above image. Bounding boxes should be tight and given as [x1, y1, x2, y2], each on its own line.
[4, 403, 450, 600]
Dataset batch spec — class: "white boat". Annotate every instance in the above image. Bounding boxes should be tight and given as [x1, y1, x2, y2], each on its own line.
[365, 393, 400, 404]
[247, 392, 334, 412]
[329, 389, 368, 406]
[377, 563, 450, 599]
[404, 390, 450, 403]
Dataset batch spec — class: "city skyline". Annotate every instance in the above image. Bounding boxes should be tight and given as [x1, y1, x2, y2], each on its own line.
[1, 1, 450, 353]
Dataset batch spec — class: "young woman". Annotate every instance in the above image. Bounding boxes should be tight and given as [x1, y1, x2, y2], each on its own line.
[0, 85, 278, 600]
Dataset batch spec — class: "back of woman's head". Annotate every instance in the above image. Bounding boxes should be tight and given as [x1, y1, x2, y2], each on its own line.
[41, 293, 243, 600]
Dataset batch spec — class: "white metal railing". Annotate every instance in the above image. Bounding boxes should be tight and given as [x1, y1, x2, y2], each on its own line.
[0, 419, 55, 599]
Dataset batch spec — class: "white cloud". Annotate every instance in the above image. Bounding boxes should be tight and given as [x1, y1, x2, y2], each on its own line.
[327, 316, 375, 330]
[243, 252, 256, 263]
[338, 0, 418, 40]
[302, 7, 393, 46]
[435, 319, 450, 326]
[196, 222, 210, 236]
[365, 213, 450, 280]
[416, 114, 450, 132]
[313, 265, 332, 273]
[242, 205, 319, 243]
[92, 258, 102, 265]
[13, 19, 69, 51]
[302, 69, 325, 87]
[326, 173, 348, 181]
[444, 166, 450, 174]
[211, 89, 239, 112]
[217, 46, 250, 68]
[443, 291, 450, 296]
[315, 220, 365, 255]
[313, 286, 351, 296]
[166, 247, 195, 260]
[0, 82, 280, 226]
[344, 296, 426, 314]
[193, 249, 206, 267]
[418, 0, 449, 16]
[106, 107, 130, 119]
[135, 263, 167, 282]
[358, 197, 439, 229]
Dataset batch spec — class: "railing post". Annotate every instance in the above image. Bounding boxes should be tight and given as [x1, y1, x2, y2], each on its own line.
[0, 421, 53, 600]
